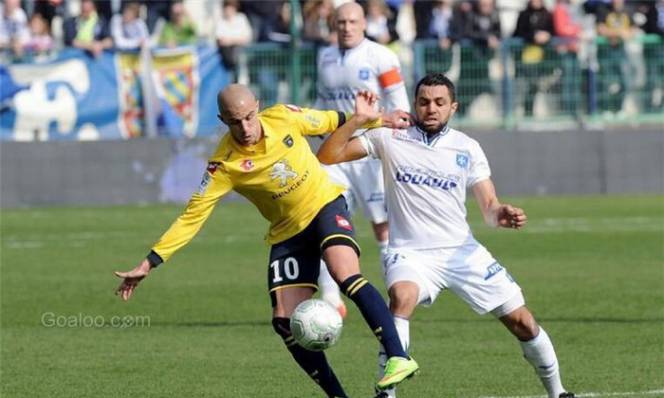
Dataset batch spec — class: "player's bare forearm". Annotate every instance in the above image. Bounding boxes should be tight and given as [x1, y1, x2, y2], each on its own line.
[317, 116, 366, 165]
[318, 91, 377, 164]
[474, 180, 528, 229]
[472, 179, 506, 227]
[483, 200, 503, 228]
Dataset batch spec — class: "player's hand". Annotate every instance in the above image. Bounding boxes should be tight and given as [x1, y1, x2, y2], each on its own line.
[496, 204, 527, 229]
[382, 110, 412, 129]
[353, 90, 381, 124]
[114, 259, 151, 301]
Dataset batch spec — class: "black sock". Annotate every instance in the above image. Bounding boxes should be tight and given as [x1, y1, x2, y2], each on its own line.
[272, 318, 348, 398]
[340, 274, 407, 358]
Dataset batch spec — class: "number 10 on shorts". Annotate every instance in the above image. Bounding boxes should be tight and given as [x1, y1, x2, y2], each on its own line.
[270, 257, 300, 283]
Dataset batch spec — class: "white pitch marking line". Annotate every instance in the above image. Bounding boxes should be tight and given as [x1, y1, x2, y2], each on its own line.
[479, 389, 664, 398]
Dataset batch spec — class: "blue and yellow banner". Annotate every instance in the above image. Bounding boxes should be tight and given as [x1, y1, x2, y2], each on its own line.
[0, 46, 229, 141]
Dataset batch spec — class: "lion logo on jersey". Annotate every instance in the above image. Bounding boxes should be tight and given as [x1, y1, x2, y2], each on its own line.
[270, 160, 298, 187]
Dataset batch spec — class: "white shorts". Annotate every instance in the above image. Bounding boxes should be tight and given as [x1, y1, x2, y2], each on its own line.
[323, 158, 387, 224]
[383, 239, 523, 315]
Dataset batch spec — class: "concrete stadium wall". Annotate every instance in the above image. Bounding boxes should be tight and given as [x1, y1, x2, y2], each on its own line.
[1, 129, 662, 208]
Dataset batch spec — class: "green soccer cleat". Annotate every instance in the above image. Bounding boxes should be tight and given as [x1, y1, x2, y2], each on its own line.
[376, 356, 419, 391]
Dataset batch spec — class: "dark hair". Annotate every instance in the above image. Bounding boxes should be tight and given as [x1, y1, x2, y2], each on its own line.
[414, 73, 456, 103]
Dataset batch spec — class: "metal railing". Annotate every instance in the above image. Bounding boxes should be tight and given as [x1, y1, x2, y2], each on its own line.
[4, 35, 662, 131]
[413, 35, 664, 128]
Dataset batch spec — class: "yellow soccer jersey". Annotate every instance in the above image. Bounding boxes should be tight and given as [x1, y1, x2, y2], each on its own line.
[151, 104, 364, 262]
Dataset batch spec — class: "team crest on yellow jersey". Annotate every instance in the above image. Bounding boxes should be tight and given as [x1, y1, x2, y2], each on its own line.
[283, 134, 294, 147]
[270, 160, 298, 187]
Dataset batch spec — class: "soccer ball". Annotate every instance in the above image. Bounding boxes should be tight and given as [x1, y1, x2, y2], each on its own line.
[290, 299, 343, 351]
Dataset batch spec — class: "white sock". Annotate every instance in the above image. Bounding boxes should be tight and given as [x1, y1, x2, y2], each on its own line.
[519, 327, 566, 398]
[318, 261, 342, 306]
[393, 316, 410, 353]
[377, 316, 410, 398]
[378, 240, 389, 266]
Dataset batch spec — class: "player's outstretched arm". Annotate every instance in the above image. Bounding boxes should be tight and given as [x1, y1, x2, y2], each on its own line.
[114, 259, 152, 301]
[472, 179, 527, 229]
[318, 91, 380, 165]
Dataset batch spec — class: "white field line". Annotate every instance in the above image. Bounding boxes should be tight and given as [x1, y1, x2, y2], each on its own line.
[470, 216, 664, 233]
[479, 388, 664, 398]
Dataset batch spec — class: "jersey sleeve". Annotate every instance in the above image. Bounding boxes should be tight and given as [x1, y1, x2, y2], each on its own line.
[150, 163, 233, 262]
[358, 128, 387, 160]
[375, 48, 410, 112]
[468, 141, 491, 186]
[270, 104, 342, 136]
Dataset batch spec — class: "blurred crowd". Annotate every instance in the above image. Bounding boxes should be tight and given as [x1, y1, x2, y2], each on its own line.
[1, 0, 663, 115]
[1, 0, 662, 58]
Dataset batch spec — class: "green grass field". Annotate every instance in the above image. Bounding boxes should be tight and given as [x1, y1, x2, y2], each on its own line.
[1, 195, 663, 398]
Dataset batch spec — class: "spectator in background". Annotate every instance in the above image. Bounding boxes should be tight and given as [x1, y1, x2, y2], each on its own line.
[364, 0, 398, 46]
[449, 0, 475, 42]
[141, 0, 173, 33]
[158, 0, 197, 48]
[429, 0, 454, 50]
[641, 0, 664, 112]
[239, 0, 289, 105]
[456, 0, 501, 116]
[553, 0, 584, 116]
[303, 0, 335, 47]
[413, 0, 433, 40]
[513, 0, 554, 117]
[63, 0, 113, 57]
[596, 0, 634, 114]
[216, 0, 252, 74]
[583, 0, 611, 19]
[24, 12, 54, 57]
[28, 0, 64, 26]
[266, 1, 292, 44]
[111, 1, 149, 51]
[94, 0, 118, 22]
[0, 0, 30, 59]
[240, 0, 281, 42]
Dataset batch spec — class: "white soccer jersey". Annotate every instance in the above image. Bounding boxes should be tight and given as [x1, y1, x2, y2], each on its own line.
[359, 125, 491, 249]
[314, 39, 410, 113]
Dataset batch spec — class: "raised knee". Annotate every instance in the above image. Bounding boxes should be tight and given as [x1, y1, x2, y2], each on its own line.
[518, 318, 539, 340]
[503, 308, 539, 340]
[388, 283, 419, 314]
[514, 314, 539, 340]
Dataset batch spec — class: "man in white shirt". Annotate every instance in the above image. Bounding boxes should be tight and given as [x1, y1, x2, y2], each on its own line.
[317, 75, 574, 398]
[315, 1, 410, 317]
[0, 0, 30, 57]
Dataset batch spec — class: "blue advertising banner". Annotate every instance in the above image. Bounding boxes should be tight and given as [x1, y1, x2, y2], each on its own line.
[0, 46, 229, 141]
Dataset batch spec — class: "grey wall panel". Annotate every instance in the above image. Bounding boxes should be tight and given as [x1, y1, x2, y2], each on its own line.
[469, 131, 605, 195]
[602, 131, 664, 194]
[1, 139, 214, 207]
[1, 130, 663, 208]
